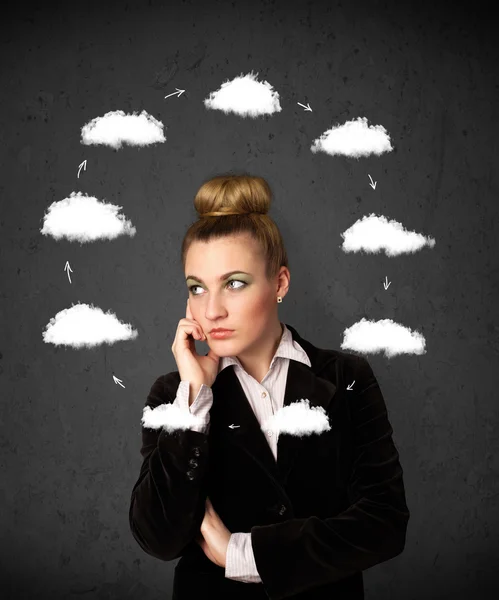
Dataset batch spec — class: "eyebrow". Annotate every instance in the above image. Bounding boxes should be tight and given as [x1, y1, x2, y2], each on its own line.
[185, 270, 250, 284]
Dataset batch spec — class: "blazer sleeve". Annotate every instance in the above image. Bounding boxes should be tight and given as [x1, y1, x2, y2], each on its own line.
[250, 355, 410, 600]
[128, 374, 213, 561]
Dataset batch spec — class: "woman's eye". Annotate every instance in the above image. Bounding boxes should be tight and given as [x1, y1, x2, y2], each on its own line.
[189, 279, 246, 295]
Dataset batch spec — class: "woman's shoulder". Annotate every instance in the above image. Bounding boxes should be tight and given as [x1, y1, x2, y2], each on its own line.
[313, 345, 375, 388]
[314, 342, 371, 368]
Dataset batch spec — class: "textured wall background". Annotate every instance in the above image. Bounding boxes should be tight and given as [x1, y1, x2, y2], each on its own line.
[1, 0, 497, 598]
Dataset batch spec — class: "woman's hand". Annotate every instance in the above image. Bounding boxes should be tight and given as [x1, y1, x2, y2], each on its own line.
[170, 299, 221, 394]
[195, 497, 232, 568]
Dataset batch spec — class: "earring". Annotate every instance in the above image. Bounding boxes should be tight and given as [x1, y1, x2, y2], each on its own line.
[277, 296, 282, 303]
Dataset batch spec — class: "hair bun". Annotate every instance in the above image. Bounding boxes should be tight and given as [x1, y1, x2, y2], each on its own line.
[193, 173, 271, 220]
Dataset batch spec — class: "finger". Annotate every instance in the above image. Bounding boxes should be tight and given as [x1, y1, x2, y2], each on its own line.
[186, 298, 206, 340]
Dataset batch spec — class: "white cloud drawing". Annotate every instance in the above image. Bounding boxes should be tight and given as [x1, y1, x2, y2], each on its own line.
[341, 318, 426, 358]
[261, 399, 331, 436]
[311, 116, 393, 158]
[142, 402, 207, 433]
[204, 71, 281, 117]
[341, 213, 436, 256]
[42, 303, 138, 348]
[40, 191, 136, 243]
[80, 109, 166, 149]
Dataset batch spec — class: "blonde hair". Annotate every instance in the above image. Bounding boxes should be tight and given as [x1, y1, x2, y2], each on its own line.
[181, 172, 289, 282]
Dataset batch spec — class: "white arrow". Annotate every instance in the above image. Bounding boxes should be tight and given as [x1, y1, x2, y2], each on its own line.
[297, 101, 312, 112]
[383, 276, 391, 290]
[164, 88, 186, 99]
[64, 261, 73, 283]
[368, 174, 377, 190]
[228, 424, 240, 429]
[113, 375, 125, 388]
[346, 380, 356, 391]
[77, 159, 87, 179]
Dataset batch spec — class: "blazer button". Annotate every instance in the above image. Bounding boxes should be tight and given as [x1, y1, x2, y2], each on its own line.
[192, 447, 200, 456]
[188, 458, 198, 468]
[186, 470, 195, 480]
[278, 505, 286, 515]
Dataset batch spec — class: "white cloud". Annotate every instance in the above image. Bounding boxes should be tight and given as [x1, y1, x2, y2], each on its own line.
[42, 303, 138, 348]
[311, 116, 393, 158]
[341, 213, 436, 256]
[81, 109, 166, 149]
[40, 191, 136, 242]
[142, 403, 207, 433]
[261, 399, 331, 437]
[341, 318, 426, 358]
[204, 71, 281, 117]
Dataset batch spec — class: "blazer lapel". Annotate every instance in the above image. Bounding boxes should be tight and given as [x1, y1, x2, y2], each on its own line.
[277, 360, 337, 485]
[210, 324, 338, 488]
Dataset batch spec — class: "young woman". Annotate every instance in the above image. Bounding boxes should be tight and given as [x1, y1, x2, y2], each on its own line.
[129, 173, 410, 599]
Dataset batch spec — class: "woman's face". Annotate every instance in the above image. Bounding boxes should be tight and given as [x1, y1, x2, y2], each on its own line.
[184, 234, 285, 355]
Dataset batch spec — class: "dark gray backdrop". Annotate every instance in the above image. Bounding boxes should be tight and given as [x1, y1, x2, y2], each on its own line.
[1, 0, 497, 598]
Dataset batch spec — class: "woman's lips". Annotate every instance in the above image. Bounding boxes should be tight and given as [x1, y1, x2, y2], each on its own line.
[210, 330, 234, 338]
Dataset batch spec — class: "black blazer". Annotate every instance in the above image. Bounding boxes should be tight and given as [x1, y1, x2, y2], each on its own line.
[129, 323, 410, 600]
